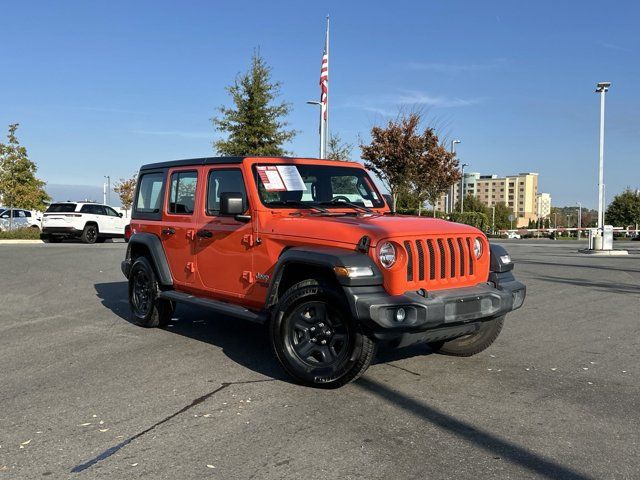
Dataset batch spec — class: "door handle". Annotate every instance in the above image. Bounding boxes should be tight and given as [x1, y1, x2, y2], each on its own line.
[162, 227, 175, 236]
[197, 229, 213, 239]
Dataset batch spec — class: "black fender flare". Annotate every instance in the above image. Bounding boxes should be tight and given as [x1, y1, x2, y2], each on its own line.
[124, 232, 173, 286]
[264, 246, 383, 309]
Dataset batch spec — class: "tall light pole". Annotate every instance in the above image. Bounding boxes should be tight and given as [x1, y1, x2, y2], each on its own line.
[306, 101, 323, 158]
[449, 140, 460, 213]
[460, 163, 469, 213]
[491, 205, 496, 234]
[104, 176, 111, 205]
[595, 82, 610, 232]
[577, 202, 582, 240]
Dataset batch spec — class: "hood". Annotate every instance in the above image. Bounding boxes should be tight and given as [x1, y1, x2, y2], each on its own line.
[265, 213, 483, 246]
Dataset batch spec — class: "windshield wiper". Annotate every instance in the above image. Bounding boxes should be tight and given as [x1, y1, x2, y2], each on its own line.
[270, 200, 329, 213]
[320, 199, 373, 213]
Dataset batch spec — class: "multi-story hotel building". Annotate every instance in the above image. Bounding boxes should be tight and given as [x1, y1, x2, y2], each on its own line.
[436, 172, 551, 228]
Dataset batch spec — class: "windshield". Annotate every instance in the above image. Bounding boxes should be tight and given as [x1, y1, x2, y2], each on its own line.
[46, 203, 77, 213]
[254, 164, 385, 209]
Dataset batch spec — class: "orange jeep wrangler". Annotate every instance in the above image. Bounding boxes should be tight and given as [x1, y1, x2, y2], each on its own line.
[121, 156, 525, 388]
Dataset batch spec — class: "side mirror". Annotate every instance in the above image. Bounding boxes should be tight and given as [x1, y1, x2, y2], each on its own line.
[118, 213, 123, 218]
[220, 192, 245, 216]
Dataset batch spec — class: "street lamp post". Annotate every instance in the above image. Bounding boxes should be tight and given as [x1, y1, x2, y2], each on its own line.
[306, 100, 323, 158]
[104, 176, 111, 205]
[595, 82, 610, 233]
[449, 140, 460, 213]
[460, 163, 469, 213]
[491, 205, 495, 234]
[577, 202, 582, 240]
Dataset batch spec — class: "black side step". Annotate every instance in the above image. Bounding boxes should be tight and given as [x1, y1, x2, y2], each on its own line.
[159, 290, 267, 324]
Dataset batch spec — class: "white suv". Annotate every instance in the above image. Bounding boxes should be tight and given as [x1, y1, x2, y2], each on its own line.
[41, 202, 127, 244]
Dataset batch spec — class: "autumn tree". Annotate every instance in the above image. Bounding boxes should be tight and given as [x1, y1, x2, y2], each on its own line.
[360, 112, 459, 214]
[113, 174, 137, 216]
[327, 133, 353, 161]
[212, 51, 296, 156]
[605, 188, 640, 227]
[0, 124, 50, 213]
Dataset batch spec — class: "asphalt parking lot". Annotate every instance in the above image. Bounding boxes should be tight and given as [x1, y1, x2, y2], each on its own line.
[1, 240, 638, 479]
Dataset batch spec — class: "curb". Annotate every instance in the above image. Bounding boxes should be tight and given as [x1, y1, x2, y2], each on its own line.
[0, 240, 44, 245]
[577, 248, 629, 256]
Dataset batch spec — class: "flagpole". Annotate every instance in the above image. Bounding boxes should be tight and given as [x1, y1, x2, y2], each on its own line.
[324, 15, 329, 158]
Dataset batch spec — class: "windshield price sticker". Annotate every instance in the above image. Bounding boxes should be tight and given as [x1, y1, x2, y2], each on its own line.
[257, 166, 286, 191]
[257, 165, 306, 192]
[275, 165, 307, 191]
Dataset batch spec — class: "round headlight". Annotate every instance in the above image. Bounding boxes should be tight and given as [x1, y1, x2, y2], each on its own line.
[378, 242, 396, 268]
[474, 238, 483, 259]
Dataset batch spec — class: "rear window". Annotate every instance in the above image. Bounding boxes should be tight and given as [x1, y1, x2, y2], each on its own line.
[46, 203, 77, 213]
[136, 173, 164, 213]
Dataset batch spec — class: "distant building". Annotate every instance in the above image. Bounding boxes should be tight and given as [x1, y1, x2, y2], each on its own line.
[536, 192, 552, 219]
[437, 172, 543, 228]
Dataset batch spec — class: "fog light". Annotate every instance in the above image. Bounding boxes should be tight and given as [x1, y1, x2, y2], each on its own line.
[512, 289, 525, 310]
[395, 308, 406, 322]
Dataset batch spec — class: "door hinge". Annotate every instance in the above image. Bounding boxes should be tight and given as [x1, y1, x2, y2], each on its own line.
[242, 271, 254, 283]
[186, 262, 196, 273]
[242, 234, 255, 247]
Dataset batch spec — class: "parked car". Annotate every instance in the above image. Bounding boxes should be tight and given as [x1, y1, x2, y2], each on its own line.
[121, 156, 526, 388]
[41, 202, 127, 243]
[0, 208, 42, 231]
[506, 231, 521, 239]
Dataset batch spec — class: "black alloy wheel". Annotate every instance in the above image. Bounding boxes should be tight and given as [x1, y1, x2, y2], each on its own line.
[285, 301, 350, 368]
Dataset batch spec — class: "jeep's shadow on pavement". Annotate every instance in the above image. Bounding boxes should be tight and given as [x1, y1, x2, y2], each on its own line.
[94, 281, 288, 382]
[93, 281, 435, 382]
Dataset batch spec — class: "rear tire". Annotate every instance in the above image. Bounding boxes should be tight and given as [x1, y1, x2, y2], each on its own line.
[270, 279, 375, 388]
[81, 224, 98, 244]
[429, 316, 505, 357]
[128, 256, 175, 328]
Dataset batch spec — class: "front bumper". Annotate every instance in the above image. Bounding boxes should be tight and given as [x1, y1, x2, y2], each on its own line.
[345, 271, 525, 345]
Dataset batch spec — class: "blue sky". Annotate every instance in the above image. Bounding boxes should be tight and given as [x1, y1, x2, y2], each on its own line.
[0, 0, 638, 208]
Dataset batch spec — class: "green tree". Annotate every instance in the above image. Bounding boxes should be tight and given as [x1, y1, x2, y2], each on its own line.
[605, 188, 640, 227]
[0, 124, 50, 211]
[492, 202, 512, 230]
[455, 193, 488, 215]
[113, 174, 137, 216]
[326, 133, 353, 161]
[212, 52, 296, 156]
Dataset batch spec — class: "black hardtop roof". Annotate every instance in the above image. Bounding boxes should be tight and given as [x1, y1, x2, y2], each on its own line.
[139, 156, 363, 171]
[140, 156, 245, 170]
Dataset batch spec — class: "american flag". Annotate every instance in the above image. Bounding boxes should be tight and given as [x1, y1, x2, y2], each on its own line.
[319, 32, 328, 121]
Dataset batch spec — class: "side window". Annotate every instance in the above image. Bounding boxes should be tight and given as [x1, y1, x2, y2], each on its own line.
[206, 169, 247, 215]
[105, 207, 120, 217]
[135, 172, 164, 213]
[24, 211, 32, 217]
[17, 210, 27, 218]
[168, 171, 198, 215]
[80, 205, 102, 215]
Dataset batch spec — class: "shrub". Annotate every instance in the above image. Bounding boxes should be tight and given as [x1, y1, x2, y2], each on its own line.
[0, 227, 42, 240]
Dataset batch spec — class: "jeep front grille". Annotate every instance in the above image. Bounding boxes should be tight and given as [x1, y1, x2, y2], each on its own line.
[404, 236, 478, 286]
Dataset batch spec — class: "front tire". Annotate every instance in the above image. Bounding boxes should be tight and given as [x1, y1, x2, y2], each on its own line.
[128, 256, 175, 328]
[270, 279, 375, 388]
[81, 224, 98, 244]
[429, 316, 505, 356]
